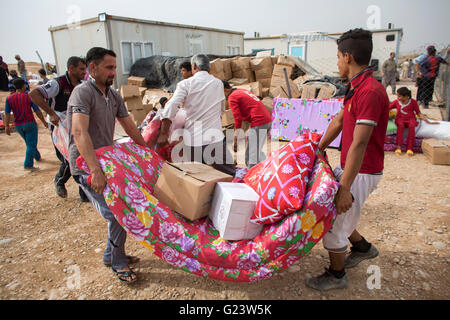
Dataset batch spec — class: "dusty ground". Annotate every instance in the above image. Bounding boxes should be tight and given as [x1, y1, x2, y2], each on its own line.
[0, 81, 449, 301]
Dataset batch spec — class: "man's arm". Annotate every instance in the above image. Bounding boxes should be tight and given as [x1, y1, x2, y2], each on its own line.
[117, 116, 146, 147]
[4, 113, 11, 136]
[334, 124, 373, 214]
[71, 113, 106, 194]
[34, 110, 48, 129]
[318, 109, 344, 152]
[29, 83, 60, 125]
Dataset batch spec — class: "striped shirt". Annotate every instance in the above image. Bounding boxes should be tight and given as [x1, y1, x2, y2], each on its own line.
[5, 92, 39, 126]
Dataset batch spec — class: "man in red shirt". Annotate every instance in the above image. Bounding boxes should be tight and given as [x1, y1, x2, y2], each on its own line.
[306, 29, 389, 291]
[223, 81, 272, 168]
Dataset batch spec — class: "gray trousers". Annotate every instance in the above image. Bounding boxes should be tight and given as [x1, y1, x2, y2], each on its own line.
[245, 123, 271, 169]
[383, 72, 396, 94]
[74, 174, 128, 270]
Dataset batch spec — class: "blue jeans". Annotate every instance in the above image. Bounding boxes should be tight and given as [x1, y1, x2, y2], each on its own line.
[15, 122, 41, 168]
[73, 175, 128, 270]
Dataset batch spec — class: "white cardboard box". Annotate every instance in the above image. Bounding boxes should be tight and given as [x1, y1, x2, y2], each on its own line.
[209, 182, 262, 241]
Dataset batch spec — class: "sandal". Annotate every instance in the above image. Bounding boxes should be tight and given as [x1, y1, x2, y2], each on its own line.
[104, 255, 140, 268]
[112, 267, 137, 284]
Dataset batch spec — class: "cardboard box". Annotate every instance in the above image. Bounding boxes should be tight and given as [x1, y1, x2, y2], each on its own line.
[272, 64, 293, 79]
[120, 85, 140, 100]
[317, 86, 335, 99]
[255, 50, 273, 57]
[261, 97, 273, 113]
[127, 76, 146, 87]
[143, 89, 172, 107]
[124, 96, 143, 112]
[235, 81, 263, 97]
[228, 78, 249, 86]
[277, 55, 296, 67]
[301, 85, 318, 99]
[221, 59, 233, 81]
[139, 87, 147, 97]
[222, 109, 234, 127]
[131, 109, 147, 125]
[210, 59, 225, 80]
[232, 68, 255, 83]
[209, 182, 262, 240]
[422, 139, 450, 165]
[143, 104, 153, 114]
[270, 86, 289, 98]
[231, 57, 252, 72]
[258, 78, 272, 88]
[154, 162, 234, 221]
[252, 56, 274, 79]
[262, 87, 270, 97]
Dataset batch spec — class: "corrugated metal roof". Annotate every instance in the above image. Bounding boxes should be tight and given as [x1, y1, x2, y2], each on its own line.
[49, 14, 244, 35]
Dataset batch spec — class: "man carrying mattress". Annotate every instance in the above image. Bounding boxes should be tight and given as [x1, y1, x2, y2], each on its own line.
[67, 47, 147, 284]
[306, 28, 389, 291]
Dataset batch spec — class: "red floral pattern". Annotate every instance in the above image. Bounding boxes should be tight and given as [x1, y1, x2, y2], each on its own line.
[76, 138, 338, 282]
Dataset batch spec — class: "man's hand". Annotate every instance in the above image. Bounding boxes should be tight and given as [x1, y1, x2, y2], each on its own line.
[156, 133, 169, 149]
[49, 113, 60, 127]
[90, 169, 107, 194]
[334, 186, 353, 215]
[5, 126, 11, 136]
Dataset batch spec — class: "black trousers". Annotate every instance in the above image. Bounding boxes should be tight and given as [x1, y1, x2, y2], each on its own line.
[416, 77, 436, 106]
[50, 125, 86, 198]
[185, 138, 236, 177]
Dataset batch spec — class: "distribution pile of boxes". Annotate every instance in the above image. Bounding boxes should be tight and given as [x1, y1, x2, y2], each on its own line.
[120, 76, 172, 126]
[209, 54, 333, 101]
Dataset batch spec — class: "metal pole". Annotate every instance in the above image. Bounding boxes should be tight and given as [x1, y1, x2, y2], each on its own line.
[283, 67, 292, 99]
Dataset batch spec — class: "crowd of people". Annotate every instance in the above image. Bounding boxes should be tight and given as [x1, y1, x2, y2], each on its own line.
[0, 30, 448, 290]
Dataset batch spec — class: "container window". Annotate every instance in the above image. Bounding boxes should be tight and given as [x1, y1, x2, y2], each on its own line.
[386, 34, 395, 42]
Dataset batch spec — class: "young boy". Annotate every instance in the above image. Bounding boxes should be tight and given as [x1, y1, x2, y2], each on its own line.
[4, 78, 48, 171]
[306, 29, 389, 291]
[390, 87, 438, 156]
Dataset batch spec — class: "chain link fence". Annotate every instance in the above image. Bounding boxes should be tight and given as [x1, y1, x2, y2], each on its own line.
[433, 47, 450, 121]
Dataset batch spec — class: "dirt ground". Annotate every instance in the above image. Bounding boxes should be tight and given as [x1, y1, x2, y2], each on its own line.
[0, 81, 449, 301]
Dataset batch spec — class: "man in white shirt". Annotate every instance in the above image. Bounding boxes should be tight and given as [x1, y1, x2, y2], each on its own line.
[157, 54, 235, 176]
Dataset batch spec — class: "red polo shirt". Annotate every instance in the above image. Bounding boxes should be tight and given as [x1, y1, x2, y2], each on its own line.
[228, 89, 272, 129]
[341, 69, 389, 174]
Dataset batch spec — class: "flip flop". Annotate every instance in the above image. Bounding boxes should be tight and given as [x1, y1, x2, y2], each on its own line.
[112, 267, 137, 284]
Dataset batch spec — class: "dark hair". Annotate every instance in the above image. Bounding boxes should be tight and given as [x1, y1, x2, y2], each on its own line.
[86, 47, 116, 65]
[13, 78, 26, 90]
[159, 97, 168, 105]
[337, 28, 373, 66]
[67, 56, 86, 69]
[427, 46, 437, 56]
[38, 68, 46, 76]
[222, 80, 232, 89]
[10, 70, 18, 77]
[397, 87, 412, 98]
[180, 61, 192, 71]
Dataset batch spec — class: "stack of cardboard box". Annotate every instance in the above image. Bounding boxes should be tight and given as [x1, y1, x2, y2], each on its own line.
[269, 56, 301, 99]
[230, 57, 255, 83]
[250, 57, 273, 97]
[120, 77, 147, 125]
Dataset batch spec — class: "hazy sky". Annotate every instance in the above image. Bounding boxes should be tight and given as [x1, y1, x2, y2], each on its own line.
[1, 0, 449, 64]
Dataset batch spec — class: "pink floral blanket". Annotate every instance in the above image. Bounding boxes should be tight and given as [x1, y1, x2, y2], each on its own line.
[76, 141, 339, 282]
